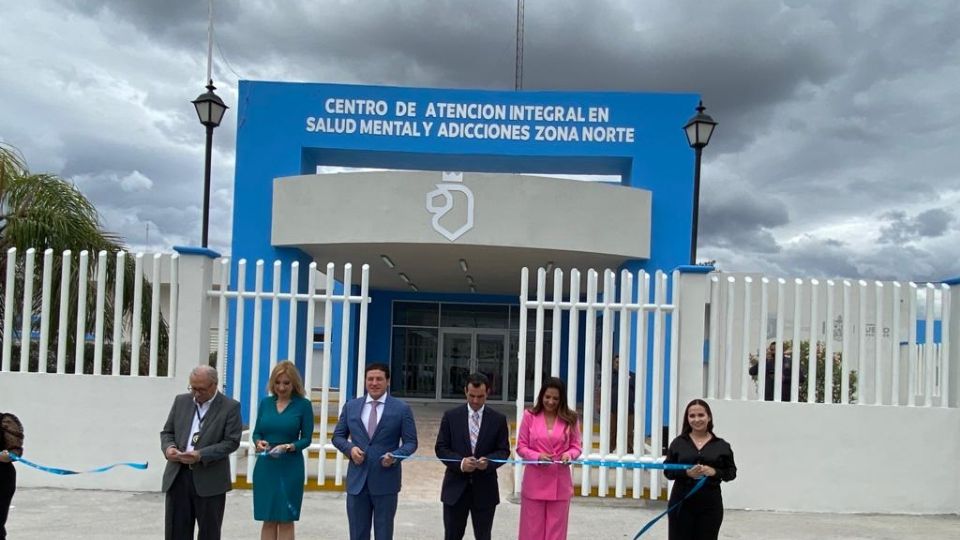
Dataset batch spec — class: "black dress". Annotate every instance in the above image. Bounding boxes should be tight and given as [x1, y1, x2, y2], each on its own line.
[0, 412, 24, 540]
[663, 433, 736, 540]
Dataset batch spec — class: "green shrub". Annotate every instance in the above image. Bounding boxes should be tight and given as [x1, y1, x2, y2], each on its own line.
[750, 340, 858, 403]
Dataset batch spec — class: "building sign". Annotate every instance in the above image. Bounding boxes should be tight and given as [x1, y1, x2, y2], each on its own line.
[236, 81, 698, 287]
[305, 99, 636, 143]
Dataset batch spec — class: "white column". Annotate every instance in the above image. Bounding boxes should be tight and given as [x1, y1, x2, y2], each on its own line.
[674, 267, 712, 413]
[946, 280, 959, 408]
[172, 247, 217, 385]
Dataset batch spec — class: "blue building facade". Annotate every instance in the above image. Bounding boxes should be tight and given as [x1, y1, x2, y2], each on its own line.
[229, 82, 699, 413]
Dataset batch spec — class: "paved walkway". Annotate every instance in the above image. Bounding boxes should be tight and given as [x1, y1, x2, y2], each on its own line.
[7, 487, 959, 539]
[7, 402, 958, 538]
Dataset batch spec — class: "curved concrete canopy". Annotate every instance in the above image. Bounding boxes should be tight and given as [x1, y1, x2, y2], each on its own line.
[272, 171, 651, 294]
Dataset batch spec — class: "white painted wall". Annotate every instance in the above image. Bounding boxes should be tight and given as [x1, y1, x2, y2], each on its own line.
[0, 372, 187, 491]
[708, 399, 960, 513]
[0, 251, 216, 492]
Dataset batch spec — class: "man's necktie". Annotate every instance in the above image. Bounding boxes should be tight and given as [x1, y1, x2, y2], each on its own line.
[470, 411, 480, 453]
[368, 401, 380, 439]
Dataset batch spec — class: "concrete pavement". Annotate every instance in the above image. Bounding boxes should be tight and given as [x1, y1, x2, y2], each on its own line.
[7, 403, 957, 538]
[6, 486, 959, 539]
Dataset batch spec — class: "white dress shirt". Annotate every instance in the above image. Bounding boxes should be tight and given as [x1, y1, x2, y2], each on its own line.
[467, 404, 485, 435]
[461, 404, 485, 470]
[186, 392, 216, 452]
[361, 394, 386, 435]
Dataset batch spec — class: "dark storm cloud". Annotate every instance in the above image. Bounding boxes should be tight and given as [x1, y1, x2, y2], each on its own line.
[856, 244, 958, 282]
[878, 208, 954, 245]
[59, 1, 845, 153]
[698, 184, 790, 254]
[915, 208, 954, 237]
[5, 1, 960, 278]
[57, 0, 219, 42]
[761, 237, 863, 279]
[702, 224, 960, 282]
[57, 1, 934, 173]
[707, 236, 954, 282]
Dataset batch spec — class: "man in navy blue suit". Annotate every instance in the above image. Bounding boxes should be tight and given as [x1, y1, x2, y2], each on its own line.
[434, 373, 510, 540]
[333, 363, 418, 540]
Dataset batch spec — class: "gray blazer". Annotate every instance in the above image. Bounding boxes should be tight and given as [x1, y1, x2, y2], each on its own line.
[160, 392, 242, 497]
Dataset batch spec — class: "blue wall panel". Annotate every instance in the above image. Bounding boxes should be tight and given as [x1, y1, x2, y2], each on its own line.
[230, 82, 700, 415]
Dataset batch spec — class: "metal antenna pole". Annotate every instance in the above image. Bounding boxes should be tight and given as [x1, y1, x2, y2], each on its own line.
[206, 0, 214, 84]
[515, 0, 524, 90]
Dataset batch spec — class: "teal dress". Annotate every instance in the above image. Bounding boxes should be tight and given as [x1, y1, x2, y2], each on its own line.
[252, 395, 314, 522]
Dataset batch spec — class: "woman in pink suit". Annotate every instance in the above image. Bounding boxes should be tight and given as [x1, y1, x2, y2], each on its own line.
[516, 377, 582, 540]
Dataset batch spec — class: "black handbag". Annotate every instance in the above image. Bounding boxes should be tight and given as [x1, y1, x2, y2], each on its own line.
[0, 413, 23, 455]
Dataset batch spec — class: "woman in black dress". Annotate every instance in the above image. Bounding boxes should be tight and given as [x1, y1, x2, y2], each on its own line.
[0, 412, 24, 540]
[664, 399, 736, 540]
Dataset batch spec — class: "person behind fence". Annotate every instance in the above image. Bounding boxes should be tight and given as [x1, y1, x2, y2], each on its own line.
[749, 342, 804, 401]
[161, 365, 242, 540]
[0, 412, 24, 540]
[608, 354, 636, 454]
[516, 377, 582, 540]
[663, 399, 737, 540]
[333, 362, 418, 540]
[434, 372, 511, 540]
[252, 360, 314, 540]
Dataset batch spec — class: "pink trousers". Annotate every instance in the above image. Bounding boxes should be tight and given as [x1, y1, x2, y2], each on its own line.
[518, 496, 571, 540]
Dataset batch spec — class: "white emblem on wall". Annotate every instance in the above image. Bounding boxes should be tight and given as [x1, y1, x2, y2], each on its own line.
[425, 171, 475, 242]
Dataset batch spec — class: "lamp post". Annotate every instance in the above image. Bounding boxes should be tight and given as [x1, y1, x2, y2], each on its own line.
[683, 100, 717, 265]
[192, 80, 229, 248]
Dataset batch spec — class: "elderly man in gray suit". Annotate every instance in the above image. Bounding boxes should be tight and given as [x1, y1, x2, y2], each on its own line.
[161, 365, 242, 540]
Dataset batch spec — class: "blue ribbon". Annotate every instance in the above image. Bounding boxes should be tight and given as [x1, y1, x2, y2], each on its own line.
[389, 453, 703, 538]
[7, 453, 148, 476]
[392, 453, 691, 471]
[572, 459, 691, 471]
[632, 476, 708, 539]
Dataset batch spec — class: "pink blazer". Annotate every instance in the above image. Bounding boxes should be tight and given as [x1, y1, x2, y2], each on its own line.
[516, 409, 583, 501]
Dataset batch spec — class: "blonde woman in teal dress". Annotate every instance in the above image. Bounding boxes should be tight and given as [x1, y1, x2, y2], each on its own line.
[253, 360, 314, 540]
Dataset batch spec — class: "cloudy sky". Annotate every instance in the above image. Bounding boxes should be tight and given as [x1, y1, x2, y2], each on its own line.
[1, 0, 958, 281]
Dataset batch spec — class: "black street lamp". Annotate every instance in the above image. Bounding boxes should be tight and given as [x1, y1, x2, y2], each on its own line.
[192, 80, 229, 248]
[683, 100, 717, 265]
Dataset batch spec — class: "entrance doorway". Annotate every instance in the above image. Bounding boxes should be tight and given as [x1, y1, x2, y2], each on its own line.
[440, 330, 507, 400]
[390, 301, 549, 402]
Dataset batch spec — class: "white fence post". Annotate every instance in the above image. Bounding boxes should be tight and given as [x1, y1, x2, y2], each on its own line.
[674, 267, 712, 411]
[172, 247, 216, 383]
[945, 280, 959, 408]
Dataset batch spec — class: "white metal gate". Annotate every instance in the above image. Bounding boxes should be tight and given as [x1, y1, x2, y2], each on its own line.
[208, 258, 371, 487]
[704, 275, 952, 407]
[514, 266, 680, 499]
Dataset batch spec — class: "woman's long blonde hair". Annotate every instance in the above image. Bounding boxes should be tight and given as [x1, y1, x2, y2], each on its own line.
[266, 360, 306, 397]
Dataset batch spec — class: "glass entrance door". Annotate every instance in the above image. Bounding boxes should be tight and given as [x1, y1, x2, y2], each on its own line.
[439, 330, 508, 400]
[475, 333, 505, 400]
[440, 332, 473, 399]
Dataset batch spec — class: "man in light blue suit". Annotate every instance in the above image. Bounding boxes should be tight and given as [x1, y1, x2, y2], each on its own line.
[333, 363, 418, 540]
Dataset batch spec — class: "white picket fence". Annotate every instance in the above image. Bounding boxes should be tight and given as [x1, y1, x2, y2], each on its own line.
[3, 248, 958, 508]
[0, 248, 200, 492]
[705, 275, 951, 407]
[0, 247, 177, 376]
[514, 266, 679, 500]
[207, 258, 371, 487]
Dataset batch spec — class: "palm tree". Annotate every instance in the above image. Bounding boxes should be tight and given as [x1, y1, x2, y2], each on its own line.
[0, 142, 168, 374]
